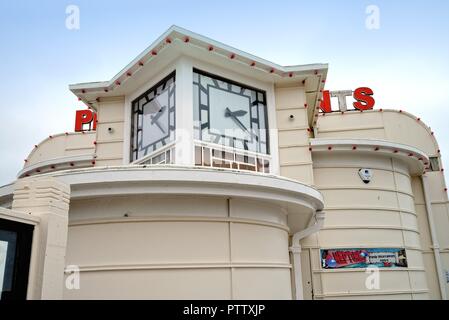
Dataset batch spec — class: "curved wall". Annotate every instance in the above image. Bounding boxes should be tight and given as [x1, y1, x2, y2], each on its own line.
[315, 109, 439, 156]
[303, 152, 429, 299]
[19, 131, 96, 178]
[306, 109, 449, 300]
[63, 195, 292, 299]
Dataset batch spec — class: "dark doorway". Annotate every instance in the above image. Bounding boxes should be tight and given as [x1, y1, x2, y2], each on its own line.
[0, 218, 34, 300]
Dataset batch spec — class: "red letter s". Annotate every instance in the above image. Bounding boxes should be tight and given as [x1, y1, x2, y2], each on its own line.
[353, 87, 375, 111]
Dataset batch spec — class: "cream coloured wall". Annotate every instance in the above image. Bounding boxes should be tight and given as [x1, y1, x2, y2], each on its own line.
[275, 84, 314, 185]
[0, 183, 13, 208]
[25, 132, 96, 167]
[11, 177, 70, 299]
[425, 171, 449, 297]
[411, 176, 441, 299]
[311, 109, 449, 300]
[315, 110, 439, 156]
[19, 131, 96, 178]
[63, 195, 292, 299]
[306, 152, 429, 299]
[94, 96, 126, 167]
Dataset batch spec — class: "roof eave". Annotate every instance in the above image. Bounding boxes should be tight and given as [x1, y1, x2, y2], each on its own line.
[69, 26, 328, 95]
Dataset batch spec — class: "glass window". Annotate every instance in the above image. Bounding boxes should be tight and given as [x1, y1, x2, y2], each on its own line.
[0, 231, 16, 295]
[429, 157, 440, 172]
[0, 219, 33, 300]
[193, 69, 269, 155]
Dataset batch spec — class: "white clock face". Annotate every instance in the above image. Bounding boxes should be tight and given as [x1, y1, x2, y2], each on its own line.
[208, 86, 251, 141]
[141, 92, 170, 146]
[131, 72, 176, 161]
[193, 70, 269, 154]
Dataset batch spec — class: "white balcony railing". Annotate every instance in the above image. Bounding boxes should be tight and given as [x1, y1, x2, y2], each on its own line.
[132, 142, 176, 165]
[194, 140, 271, 174]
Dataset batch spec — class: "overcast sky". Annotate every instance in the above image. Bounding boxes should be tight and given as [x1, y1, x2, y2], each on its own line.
[0, 0, 448, 185]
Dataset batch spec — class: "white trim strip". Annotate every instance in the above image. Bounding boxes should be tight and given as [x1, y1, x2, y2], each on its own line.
[18, 154, 95, 178]
[68, 216, 290, 232]
[65, 262, 292, 273]
[314, 289, 428, 298]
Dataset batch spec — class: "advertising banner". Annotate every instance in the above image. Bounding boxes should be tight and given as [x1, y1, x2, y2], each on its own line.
[321, 248, 407, 269]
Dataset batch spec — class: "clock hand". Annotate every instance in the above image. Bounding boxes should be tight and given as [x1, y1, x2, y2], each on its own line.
[228, 109, 248, 117]
[224, 107, 259, 141]
[224, 107, 248, 132]
[151, 105, 166, 134]
[151, 105, 166, 124]
[153, 120, 166, 134]
[143, 97, 163, 115]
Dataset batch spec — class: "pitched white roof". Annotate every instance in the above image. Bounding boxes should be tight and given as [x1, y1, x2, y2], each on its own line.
[69, 25, 328, 115]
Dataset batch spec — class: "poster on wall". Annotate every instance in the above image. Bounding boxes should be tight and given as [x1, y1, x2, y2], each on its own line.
[321, 248, 408, 269]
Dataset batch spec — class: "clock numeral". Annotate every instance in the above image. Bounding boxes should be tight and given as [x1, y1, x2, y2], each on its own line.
[199, 84, 208, 94]
[213, 135, 222, 144]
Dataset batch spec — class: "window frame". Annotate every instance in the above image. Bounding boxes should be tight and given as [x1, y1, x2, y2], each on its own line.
[129, 71, 176, 162]
[193, 68, 270, 155]
[0, 218, 33, 300]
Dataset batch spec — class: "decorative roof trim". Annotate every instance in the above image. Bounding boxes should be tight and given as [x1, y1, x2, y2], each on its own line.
[69, 25, 328, 96]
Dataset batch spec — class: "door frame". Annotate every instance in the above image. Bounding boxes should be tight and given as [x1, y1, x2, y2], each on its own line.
[0, 218, 34, 300]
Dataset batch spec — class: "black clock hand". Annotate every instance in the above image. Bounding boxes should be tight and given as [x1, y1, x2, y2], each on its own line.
[153, 120, 165, 134]
[151, 105, 166, 134]
[151, 105, 166, 123]
[143, 97, 163, 115]
[224, 107, 259, 141]
[224, 107, 248, 132]
[228, 109, 247, 118]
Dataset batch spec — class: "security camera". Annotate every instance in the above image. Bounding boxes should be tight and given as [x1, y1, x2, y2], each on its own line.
[358, 168, 373, 184]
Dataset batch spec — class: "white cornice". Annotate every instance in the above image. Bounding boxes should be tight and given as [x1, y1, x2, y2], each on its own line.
[310, 138, 429, 175]
[0, 183, 13, 200]
[18, 154, 96, 178]
[51, 165, 324, 213]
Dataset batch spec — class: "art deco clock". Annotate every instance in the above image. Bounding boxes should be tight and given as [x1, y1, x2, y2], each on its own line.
[131, 72, 176, 161]
[193, 69, 269, 155]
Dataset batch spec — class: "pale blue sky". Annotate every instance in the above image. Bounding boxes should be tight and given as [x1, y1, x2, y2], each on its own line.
[0, 0, 448, 184]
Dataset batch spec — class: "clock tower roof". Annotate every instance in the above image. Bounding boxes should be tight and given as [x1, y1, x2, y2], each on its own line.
[69, 25, 328, 113]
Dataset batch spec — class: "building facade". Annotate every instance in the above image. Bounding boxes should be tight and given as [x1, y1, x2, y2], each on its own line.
[0, 26, 448, 300]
